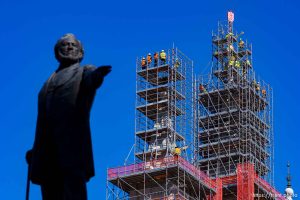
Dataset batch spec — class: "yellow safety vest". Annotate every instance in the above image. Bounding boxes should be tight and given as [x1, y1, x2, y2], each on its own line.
[160, 52, 166, 60]
[174, 148, 181, 155]
[226, 33, 233, 39]
[246, 60, 251, 66]
[239, 41, 244, 47]
[229, 60, 235, 66]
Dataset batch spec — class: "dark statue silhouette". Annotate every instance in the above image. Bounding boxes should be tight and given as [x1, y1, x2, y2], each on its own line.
[26, 33, 111, 200]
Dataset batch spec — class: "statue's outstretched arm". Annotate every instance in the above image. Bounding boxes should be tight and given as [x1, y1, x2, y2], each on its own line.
[84, 65, 112, 89]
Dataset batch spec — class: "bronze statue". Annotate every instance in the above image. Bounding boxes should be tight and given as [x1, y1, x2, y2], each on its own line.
[26, 33, 111, 200]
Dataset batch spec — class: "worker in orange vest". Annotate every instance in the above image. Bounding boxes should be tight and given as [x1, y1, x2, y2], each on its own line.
[147, 53, 152, 66]
[199, 84, 207, 93]
[154, 52, 159, 67]
[261, 89, 266, 98]
[141, 57, 147, 69]
[256, 82, 260, 92]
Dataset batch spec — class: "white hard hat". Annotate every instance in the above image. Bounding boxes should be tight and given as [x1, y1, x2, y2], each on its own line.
[148, 53, 151, 55]
[162, 50, 165, 52]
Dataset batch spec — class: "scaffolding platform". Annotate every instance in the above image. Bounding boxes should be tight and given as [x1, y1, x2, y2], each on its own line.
[135, 149, 169, 160]
[198, 154, 270, 177]
[199, 139, 270, 160]
[136, 127, 185, 141]
[213, 65, 254, 80]
[199, 124, 270, 145]
[137, 84, 185, 103]
[137, 64, 185, 86]
[213, 49, 238, 59]
[107, 156, 217, 197]
[137, 99, 184, 120]
[212, 35, 238, 45]
[199, 84, 268, 112]
[199, 109, 270, 130]
[238, 49, 252, 57]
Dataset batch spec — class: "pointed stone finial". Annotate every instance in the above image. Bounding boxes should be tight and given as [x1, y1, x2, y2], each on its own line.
[285, 161, 294, 200]
[287, 161, 292, 188]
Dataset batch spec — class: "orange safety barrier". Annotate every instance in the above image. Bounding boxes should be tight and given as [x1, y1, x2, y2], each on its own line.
[237, 163, 255, 200]
[235, 163, 285, 200]
[220, 175, 236, 185]
[208, 163, 285, 200]
[206, 178, 223, 200]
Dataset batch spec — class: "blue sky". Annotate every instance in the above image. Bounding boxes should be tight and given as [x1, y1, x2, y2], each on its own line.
[0, 0, 299, 199]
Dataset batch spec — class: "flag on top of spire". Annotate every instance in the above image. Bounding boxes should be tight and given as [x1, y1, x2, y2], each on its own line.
[228, 11, 234, 22]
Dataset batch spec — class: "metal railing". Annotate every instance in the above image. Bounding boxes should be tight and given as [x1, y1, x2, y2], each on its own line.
[107, 156, 217, 190]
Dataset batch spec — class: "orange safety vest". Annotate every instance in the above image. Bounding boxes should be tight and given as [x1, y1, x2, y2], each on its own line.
[154, 53, 159, 60]
[141, 59, 146, 66]
[147, 55, 152, 63]
[199, 85, 205, 91]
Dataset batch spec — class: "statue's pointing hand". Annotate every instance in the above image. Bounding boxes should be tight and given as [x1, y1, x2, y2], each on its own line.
[97, 66, 112, 77]
[88, 65, 112, 88]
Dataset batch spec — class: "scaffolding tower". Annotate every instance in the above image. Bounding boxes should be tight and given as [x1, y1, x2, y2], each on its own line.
[134, 48, 194, 163]
[106, 48, 224, 199]
[196, 12, 278, 199]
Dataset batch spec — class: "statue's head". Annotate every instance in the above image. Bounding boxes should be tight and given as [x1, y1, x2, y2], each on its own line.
[54, 33, 84, 64]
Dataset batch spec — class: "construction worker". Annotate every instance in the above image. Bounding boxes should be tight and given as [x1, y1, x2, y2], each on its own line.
[256, 82, 260, 92]
[141, 57, 147, 69]
[242, 66, 247, 76]
[238, 38, 245, 50]
[228, 56, 235, 68]
[168, 193, 175, 200]
[227, 44, 235, 52]
[172, 145, 188, 156]
[235, 60, 241, 68]
[174, 58, 180, 69]
[173, 147, 181, 156]
[224, 64, 228, 71]
[147, 53, 152, 66]
[199, 84, 207, 93]
[154, 52, 159, 67]
[160, 50, 167, 64]
[225, 32, 234, 40]
[252, 80, 257, 88]
[262, 89, 267, 98]
[246, 59, 251, 67]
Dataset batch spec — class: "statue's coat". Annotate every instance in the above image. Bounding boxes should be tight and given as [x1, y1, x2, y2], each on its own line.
[30, 63, 103, 184]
